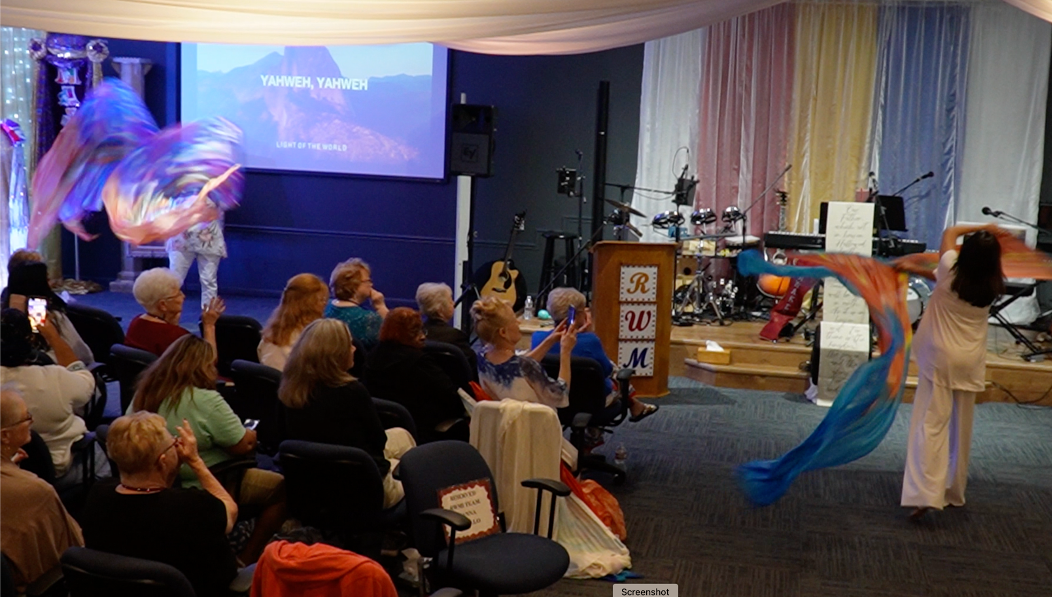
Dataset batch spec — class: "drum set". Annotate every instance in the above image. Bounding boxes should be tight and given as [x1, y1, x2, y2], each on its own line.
[650, 206, 763, 325]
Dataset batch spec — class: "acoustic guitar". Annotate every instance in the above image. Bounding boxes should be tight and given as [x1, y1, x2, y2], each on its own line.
[474, 212, 529, 312]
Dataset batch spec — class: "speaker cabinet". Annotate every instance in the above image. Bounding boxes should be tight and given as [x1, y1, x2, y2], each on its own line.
[450, 104, 495, 177]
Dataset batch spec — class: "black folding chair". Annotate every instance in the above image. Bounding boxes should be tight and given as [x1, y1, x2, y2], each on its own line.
[399, 441, 570, 595]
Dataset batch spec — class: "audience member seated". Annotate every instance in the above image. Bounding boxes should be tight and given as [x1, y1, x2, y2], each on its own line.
[128, 335, 286, 564]
[81, 412, 239, 595]
[258, 273, 329, 371]
[0, 388, 84, 593]
[471, 295, 582, 409]
[415, 282, 477, 371]
[0, 309, 106, 488]
[533, 287, 658, 422]
[324, 258, 388, 350]
[4, 260, 94, 365]
[363, 307, 468, 443]
[124, 267, 225, 357]
[0, 248, 43, 305]
[279, 319, 415, 507]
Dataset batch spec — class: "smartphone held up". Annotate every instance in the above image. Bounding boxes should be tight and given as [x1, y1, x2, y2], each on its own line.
[27, 297, 47, 333]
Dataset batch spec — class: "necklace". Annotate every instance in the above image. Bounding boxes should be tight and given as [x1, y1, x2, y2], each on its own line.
[118, 483, 166, 494]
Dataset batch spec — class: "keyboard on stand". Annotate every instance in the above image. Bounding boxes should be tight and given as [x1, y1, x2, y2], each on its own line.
[764, 232, 926, 256]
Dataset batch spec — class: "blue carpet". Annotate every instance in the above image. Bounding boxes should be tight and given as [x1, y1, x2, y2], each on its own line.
[531, 378, 1052, 596]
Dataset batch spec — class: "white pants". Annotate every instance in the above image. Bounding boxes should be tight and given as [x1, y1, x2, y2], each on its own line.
[169, 251, 221, 309]
[382, 427, 416, 508]
[901, 374, 976, 509]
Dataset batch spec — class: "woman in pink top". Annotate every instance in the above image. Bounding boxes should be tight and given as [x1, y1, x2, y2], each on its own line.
[901, 224, 1004, 519]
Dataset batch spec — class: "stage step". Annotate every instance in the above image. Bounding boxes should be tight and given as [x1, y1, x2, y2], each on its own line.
[675, 337, 812, 370]
[684, 359, 810, 394]
[683, 358, 1011, 404]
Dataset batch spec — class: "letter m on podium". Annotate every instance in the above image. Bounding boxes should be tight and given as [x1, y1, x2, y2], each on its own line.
[618, 341, 655, 377]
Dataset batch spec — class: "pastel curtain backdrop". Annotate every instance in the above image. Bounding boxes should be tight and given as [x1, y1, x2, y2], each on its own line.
[870, 3, 970, 250]
[631, 29, 704, 243]
[786, 2, 880, 233]
[694, 2, 794, 238]
[957, 1, 1050, 324]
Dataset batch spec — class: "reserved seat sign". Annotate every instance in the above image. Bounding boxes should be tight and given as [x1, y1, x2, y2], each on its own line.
[437, 478, 500, 544]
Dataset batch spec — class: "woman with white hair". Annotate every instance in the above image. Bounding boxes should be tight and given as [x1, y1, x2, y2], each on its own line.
[124, 267, 224, 357]
[81, 412, 240, 595]
[532, 287, 659, 422]
[415, 282, 476, 371]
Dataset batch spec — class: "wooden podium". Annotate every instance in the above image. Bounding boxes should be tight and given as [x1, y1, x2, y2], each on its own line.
[591, 241, 676, 398]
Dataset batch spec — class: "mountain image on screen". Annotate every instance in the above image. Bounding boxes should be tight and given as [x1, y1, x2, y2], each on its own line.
[194, 46, 437, 175]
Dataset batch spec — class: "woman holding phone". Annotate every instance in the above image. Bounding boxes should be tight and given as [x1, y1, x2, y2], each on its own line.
[0, 308, 104, 487]
[3, 260, 93, 365]
[530, 287, 659, 422]
[472, 295, 581, 409]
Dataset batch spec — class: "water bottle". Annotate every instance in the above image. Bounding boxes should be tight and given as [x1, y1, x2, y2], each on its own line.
[614, 443, 628, 471]
[523, 295, 534, 320]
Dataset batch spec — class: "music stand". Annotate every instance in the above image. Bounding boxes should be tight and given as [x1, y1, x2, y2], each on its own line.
[873, 195, 907, 232]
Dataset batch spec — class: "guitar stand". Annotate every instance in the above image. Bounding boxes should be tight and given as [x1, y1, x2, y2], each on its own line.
[990, 283, 1052, 362]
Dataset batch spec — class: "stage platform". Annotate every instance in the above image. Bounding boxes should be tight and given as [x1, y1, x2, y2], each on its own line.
[520, 318, 1052, 406]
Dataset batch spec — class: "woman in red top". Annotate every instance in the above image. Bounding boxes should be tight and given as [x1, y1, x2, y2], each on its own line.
[124, 267, 224, 357]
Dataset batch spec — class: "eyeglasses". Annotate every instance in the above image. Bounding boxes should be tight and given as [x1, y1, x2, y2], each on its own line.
[157, 437, 180, 460]
[1, 412, 32, 429]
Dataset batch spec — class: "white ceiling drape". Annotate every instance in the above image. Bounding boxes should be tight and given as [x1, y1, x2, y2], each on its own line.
[2, 0, 777, 54]
[2, 0, 1049, 55]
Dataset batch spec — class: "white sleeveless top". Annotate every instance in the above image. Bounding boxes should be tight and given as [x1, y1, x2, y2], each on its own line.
[912, 250, 989, 391]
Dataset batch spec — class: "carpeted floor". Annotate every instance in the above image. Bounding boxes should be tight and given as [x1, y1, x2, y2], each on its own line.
[72, 291, 1052, 596]
[534, 378, 1052, 597]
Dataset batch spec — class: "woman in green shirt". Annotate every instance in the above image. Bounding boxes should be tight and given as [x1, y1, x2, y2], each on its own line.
[129, 334, 286, 565]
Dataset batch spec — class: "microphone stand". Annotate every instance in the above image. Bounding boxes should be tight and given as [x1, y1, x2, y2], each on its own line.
[890, 173, 931, 198]
[988, 209, 1052, 238]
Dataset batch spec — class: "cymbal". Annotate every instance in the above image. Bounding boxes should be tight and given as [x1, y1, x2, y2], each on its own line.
[604, 198, 646, 218]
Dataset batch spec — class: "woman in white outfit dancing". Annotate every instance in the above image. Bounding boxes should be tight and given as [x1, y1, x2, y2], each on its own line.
[901, 223, 1004, 520]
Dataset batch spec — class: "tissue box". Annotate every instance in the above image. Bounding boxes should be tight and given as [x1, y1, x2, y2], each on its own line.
[696, 346, 731, 365]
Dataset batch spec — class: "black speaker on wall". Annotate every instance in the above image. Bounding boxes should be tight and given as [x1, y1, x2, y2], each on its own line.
[450, 104, 495, 177]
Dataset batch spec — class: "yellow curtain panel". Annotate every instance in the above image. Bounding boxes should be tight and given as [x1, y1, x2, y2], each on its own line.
[787, 2, 879, 233]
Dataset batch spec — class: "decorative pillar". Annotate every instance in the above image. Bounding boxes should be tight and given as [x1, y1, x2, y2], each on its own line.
[108, 57, 166, 293]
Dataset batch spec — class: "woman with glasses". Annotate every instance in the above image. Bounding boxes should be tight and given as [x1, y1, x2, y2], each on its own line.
[324, 258, 387, 350]
[1, 388, 84, 594]
[124, 267, 225, 357]
[129, 334, 285, 565]
[81, 411, 241, 595]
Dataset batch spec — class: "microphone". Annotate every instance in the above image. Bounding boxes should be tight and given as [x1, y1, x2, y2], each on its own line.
[982, 206, 1003, 217]
[575, 149, 583, 160]
[921, 171, 934, 180]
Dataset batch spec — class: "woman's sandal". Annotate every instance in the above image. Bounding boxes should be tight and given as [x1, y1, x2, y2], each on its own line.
[629, 403, 660, 423]
[909, 507, 932, 521]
